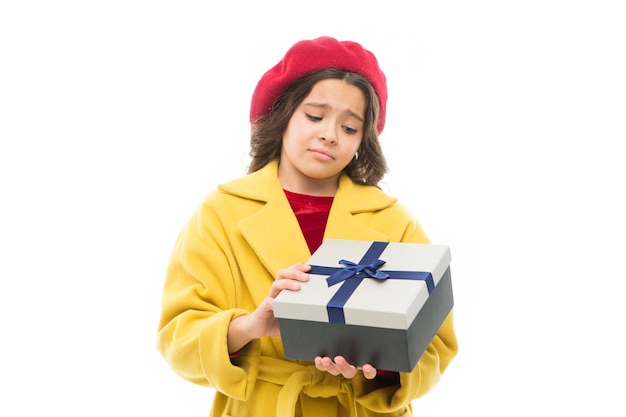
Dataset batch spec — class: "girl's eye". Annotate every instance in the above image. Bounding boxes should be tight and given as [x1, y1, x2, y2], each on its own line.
[343, 126, 358, 134]
[305, 113, 322, 122]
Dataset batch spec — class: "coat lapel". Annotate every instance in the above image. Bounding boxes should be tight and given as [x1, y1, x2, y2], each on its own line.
[226, 161, 310, 280]
[238, 183, 311, 278]
[324, 174, 397, 242]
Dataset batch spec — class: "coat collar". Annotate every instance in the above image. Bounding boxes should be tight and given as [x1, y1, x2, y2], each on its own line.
[218, 160, 397, 277]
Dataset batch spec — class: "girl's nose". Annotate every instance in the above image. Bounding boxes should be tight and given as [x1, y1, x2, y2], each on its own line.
[320, 124, 337, 144]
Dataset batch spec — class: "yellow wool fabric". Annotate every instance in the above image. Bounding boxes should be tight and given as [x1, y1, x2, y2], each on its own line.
[157, 160, 458, 417]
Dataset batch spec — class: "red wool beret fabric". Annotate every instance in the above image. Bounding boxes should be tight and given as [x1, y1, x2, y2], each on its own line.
[249, 36, 388, 134]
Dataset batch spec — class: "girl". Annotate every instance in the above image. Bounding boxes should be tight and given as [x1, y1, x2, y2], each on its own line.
[157, 36, 458, 417]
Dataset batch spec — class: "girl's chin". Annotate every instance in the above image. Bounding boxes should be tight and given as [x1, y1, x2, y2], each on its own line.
[300, 170, 341, 182]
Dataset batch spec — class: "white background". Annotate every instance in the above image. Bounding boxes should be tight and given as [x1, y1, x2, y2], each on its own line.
[1, 1, 625, 415]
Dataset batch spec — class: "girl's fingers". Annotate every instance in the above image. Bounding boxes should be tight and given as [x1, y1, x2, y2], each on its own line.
[361, 364, 377, 380]
[270, 263, 311, 298]
[315, 356, 363, 379]
[268, 277, 303, 298]
[333, 356, 357, 378]
[276, 266, 310, 281]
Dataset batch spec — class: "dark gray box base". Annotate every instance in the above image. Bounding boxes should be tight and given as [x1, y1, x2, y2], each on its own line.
[278, 266, 453, 372]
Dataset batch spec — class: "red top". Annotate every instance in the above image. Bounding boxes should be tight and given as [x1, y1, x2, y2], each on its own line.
[283, 189, 334, 254]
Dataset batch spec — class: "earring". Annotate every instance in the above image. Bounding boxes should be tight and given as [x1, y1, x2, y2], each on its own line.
[354, 151, 359, 160]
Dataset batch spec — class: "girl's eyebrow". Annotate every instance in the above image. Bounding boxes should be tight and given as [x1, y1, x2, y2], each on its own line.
[303, 102, 364, 123]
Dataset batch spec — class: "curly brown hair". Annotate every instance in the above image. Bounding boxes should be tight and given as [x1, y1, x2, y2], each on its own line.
[247, 69, 388, 186]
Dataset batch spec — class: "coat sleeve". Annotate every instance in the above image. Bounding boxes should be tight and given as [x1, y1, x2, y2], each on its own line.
[351, 202, 459, 412]
[156, 199, 263, 401]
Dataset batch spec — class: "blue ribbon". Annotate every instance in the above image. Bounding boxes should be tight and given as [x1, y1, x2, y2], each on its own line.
[325, 259, 389, 285]
[308, 241, 435, 324]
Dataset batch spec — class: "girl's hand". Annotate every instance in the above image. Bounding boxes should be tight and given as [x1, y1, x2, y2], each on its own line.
[268, 262, 311, 300]
[253, 262, 311, 337]
[228, 263, 310, 353]
[314, 355, 378, 380]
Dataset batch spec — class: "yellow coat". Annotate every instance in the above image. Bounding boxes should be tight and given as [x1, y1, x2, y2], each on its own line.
[157, 160, 458, 417]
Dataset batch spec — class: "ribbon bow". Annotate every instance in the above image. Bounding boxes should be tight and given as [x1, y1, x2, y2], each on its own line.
[326, 259, 389, 286]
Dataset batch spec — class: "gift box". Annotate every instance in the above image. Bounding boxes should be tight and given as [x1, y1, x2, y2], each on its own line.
[273, 239, 453, 372]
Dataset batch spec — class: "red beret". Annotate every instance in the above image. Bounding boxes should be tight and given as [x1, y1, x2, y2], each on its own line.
[250, 36, 388, 133]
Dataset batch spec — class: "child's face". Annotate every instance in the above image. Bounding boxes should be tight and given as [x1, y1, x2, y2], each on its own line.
[278, 78, 365, 194]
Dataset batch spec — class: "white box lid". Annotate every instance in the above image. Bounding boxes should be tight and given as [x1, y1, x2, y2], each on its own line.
[273, 239, 451, 330]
